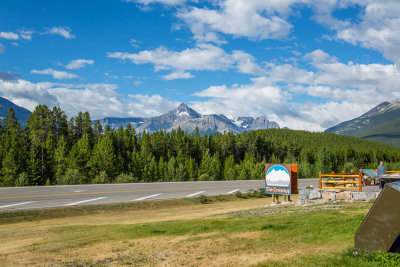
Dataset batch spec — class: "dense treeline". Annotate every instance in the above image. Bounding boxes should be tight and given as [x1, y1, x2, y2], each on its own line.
[1, 105, 400, 186]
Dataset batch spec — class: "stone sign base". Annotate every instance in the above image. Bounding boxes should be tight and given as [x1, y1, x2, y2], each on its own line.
[298, 189, 380, 205]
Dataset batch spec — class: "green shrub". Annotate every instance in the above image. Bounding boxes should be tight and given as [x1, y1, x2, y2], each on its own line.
[258, 187, 266, 196]
[235, 190, 247, 198]
[92, 171, 110, 184]
[15, 172, 29, 186]
[199, 194, 210, 204]
[61, 169, 84, 185]
[198, 173, 210, 181]
[114, 173, 138, 183]
[215, 194, 228, 201]
[344, 162, 356, 173]
[247, 189, 257, 197]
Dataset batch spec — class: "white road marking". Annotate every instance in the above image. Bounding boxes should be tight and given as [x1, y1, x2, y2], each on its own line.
[0, 201, 36, 209]
[134, 194, 162, 201]
[63, 197, 107, 206]
[185, 191, 205, 198]
[226, 189, 240, 194]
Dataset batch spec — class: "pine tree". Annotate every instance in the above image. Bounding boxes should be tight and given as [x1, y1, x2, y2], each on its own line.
[198, 149, 212, 177]
[26, 105, 54, 185]
[68, 133, 92, 182]
[88, 134, 117, 180]
[54, 136, 68, 184]
[51, 106, 68, 139]
[175, 163, 187, 181]
[186, 157, 197, 181]
[158, 156, 165, 181]
[166, 156, 176, 182]
[82, 111, 94, 146]
[148, 156, 158, 182]
[316, 147, 333, 174]
[210, 152, 222, 180]
[1, 108, 26, 186]
[93, 120, 103, 143]
[224, 155, 237, 180]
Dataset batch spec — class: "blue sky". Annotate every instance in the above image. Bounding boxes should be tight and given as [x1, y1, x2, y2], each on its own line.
[1, 0, 400, 130]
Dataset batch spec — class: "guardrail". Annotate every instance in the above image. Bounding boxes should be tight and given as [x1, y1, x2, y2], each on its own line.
[386, 171, 400, 173]
[319, 171, 363, 192]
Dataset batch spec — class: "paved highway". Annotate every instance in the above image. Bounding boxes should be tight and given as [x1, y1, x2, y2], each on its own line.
[0, 179, 319, 211]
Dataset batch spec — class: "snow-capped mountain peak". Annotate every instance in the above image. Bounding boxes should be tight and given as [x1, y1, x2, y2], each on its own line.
[97, 103, 280, 134]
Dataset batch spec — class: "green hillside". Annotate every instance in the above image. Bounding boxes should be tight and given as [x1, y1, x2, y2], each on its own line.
[358, 117, 400, 147]
[325, 100, 400, 146]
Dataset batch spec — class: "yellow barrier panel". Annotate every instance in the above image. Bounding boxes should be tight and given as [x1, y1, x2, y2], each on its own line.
[319, 171, 363, 192]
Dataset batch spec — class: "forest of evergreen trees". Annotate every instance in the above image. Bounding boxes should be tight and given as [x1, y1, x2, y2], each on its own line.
[1, 105, 400, 187]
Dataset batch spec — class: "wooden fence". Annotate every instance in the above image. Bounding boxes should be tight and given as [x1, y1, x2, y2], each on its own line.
[319, 171, 363, 192]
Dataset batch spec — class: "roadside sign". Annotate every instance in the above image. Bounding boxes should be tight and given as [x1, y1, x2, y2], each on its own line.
[265, 164, 298, 196]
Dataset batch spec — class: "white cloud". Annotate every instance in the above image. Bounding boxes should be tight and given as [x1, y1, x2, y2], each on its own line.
[312, 0, 400, 64]
[30, 68, 79, 79]
[128, 94, 179, 116]
[48, 85, 179, 119]
[162, 71, 194, 80]
[191, 48, 400, 131]
[192, 76, 291, 119]
[130, 38, 141, 48]
[0, 78, 178, 119]
[177, 0, 309, 43]
[18, 29, 33, 40]
[265, 63, 314, 85]
[46, 27, 75, 39]
[104, 73, 134, 79]
[107, 44, 264, 78]
[190, 77, 373, 131]
[278, 101, 369, 131]
[259, 49, 400, 100]
[0, 31, 19, 40]
[124, 0, 187, 6]
[0, 43, 4, 54]
[303, 50, 400, 94]
[0, 79, 59, 111]
[65, 59, 94, 69]
[303, 49, 338, 64]
[233, 50, 267, 75]
[0, 27, 75, 41]
[108, 44, 233, 71]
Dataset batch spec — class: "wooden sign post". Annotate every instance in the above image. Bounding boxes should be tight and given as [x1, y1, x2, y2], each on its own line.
[265, 164, 298, 203]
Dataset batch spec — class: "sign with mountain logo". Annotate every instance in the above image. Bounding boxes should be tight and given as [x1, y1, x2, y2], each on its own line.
[265, 164, 297, 195]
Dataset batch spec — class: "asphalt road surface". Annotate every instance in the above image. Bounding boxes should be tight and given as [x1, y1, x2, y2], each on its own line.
[0, 179, 320, 211]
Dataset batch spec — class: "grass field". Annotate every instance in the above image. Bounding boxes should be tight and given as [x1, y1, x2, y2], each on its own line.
[1, 193, 399, 266]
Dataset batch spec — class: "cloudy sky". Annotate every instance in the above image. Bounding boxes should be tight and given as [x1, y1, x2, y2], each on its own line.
[1, 0, 400, 131]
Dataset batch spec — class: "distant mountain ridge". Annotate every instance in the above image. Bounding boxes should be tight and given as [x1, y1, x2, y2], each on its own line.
[325, 99, 400, 146]
[97, 103, 280, 134]
[0, 96, 31, 126]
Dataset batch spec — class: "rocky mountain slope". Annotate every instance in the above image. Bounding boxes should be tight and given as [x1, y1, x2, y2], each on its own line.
[0, 96, 31, 126]
[325, 99, 400, 146]
[98, 103, 280, 134]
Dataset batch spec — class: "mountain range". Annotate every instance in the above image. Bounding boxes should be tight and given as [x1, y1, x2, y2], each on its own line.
[1, 94, 399, 145]
[325, 99, 400, 146]
[0, 97, 280, 134]
[0, 97, 31, 127]
[97, 103, 280, 134]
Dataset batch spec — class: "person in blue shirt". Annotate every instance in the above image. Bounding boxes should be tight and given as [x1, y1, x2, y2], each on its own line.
[377, 161, 386, 188]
